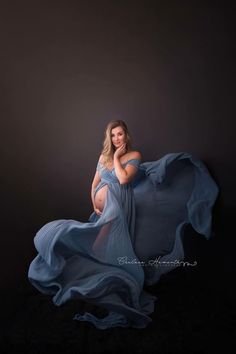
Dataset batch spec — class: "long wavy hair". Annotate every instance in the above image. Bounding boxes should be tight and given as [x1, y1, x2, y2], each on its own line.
[100, 120, 133, 168]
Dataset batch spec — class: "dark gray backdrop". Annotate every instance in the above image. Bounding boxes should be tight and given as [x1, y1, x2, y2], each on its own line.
[0, 1, 234, 290]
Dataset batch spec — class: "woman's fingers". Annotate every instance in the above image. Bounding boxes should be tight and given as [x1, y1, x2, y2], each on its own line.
[95, 208, 102, 216]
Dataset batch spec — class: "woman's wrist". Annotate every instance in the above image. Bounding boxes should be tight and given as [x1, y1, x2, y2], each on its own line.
[113, 155, 121, 168]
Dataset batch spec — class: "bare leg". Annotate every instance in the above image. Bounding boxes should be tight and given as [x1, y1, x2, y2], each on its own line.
[92, 222, 112, 258]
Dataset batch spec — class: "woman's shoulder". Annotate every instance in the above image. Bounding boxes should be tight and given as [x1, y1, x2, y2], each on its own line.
[127, 150, 142, 161]
[98, 150, 142, 163]
[98, 154, 105, 163]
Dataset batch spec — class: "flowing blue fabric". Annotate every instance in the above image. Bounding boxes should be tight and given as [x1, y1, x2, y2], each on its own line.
[28, 152, 219, 329]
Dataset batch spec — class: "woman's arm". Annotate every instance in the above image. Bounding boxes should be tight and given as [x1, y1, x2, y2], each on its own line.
[114, 151, 141, 185]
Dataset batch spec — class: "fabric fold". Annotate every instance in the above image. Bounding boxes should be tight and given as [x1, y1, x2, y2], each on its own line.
[28, 153, 219, 328]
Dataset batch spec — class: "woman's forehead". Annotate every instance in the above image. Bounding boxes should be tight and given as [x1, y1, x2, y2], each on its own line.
[111, 126, 124, 134]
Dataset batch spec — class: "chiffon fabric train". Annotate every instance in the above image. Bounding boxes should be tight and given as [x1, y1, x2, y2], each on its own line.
[28, 152, 219, 329]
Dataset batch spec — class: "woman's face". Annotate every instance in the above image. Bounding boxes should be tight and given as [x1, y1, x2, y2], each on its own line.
[111, 126, 126, 149]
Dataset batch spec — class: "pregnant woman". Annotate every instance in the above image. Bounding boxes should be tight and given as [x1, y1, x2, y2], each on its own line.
[28, 119, 219, 329]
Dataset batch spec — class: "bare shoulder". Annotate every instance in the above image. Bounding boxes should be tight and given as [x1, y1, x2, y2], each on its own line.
[98, 154, 105, 163]
[127, 150, 142, 161]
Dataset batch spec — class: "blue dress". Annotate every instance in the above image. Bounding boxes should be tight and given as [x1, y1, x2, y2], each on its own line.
[28, 152, 219, 329]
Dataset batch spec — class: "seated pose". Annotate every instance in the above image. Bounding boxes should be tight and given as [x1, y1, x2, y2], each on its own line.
[28, 119, 219, 329]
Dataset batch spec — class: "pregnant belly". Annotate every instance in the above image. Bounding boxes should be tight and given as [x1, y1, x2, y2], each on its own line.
[94, 184, 108, 212]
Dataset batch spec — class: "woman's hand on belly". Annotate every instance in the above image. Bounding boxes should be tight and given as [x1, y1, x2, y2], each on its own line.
[94, 207, 102, 216]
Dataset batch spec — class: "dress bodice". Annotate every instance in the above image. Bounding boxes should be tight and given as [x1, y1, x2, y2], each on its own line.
[94, 158, 141, 197]
[96, 158, 141, 183]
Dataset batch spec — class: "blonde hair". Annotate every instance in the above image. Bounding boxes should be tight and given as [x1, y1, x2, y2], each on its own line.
[100, 120, 133, 168]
